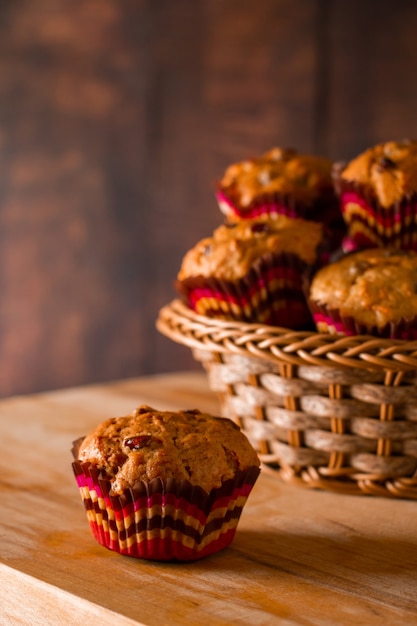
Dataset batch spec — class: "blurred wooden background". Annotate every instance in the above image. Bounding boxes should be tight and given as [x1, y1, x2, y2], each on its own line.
[1, 0, 417, 396]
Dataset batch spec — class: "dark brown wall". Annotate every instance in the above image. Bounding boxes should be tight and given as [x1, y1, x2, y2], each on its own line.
[1, 0, 417, 396]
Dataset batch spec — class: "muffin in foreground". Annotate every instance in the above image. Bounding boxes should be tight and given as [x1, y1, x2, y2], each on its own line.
[216, 146, 342, 231]
[333, 140, 417, 251]
[308, 248, 417, 339]
[71, 405, 260, 561]
[176, 215, 326, 329]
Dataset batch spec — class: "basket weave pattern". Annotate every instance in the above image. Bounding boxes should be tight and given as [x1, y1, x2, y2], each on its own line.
[157, 300, 417, 499]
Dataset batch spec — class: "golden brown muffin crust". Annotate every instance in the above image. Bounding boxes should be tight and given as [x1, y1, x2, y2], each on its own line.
[340, 140, 417, 208]
[309, 249, 417, 328]
[76, 405, 260, 495]
[219, 147, 334, 208]
[177, 216, 324, 281]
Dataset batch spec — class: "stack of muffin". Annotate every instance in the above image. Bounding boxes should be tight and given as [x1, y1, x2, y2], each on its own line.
[176, 140, 417, 340]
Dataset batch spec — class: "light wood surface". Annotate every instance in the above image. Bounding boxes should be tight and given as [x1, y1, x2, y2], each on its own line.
[1, 371, 417, 625]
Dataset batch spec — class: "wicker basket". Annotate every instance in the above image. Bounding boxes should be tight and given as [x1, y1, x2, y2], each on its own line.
[157, 299, 417, 499]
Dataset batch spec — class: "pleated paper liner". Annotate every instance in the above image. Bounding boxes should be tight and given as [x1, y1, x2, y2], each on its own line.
[176, 252, 317, 330]
[309, 300, 417, 341]
[71, 456, 260, 561]
[215, 188, 341, 224]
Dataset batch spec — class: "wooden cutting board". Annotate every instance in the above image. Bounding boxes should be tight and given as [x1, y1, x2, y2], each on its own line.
[1, 372, 417, 625]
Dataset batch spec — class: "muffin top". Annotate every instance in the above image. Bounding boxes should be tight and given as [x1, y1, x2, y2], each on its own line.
[309, 248, 417, 328]
[337, 140, 417, 208]
[218, 147, 335, 209]
[177, 216, 324, 281]
[76, 405, 260, 495]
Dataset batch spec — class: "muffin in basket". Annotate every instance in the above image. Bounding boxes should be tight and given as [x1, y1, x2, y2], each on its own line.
[176, 215, 326, 329]
[216, 146, 343, 233]
[308, 248, 417, 339]
[71, 405, 260, 561]
[333, 139, 417, 251]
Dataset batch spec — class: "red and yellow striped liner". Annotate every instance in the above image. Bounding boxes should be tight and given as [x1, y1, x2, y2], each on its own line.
[216, 188, 340, 223]
[340, 191, 417, 249]
[72, 461, 260, 561]
[309, 301, 417, 340]
[177, 254, 315, 329]
[216, 189, 294, 220]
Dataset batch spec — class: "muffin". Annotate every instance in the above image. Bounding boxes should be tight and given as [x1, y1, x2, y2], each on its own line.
[71, 405, 260, 561]
[176, 215, 326, 329]
[216, 147, 343, 236]
[333, 140, 417, 251]
[308, 248, 417, 339]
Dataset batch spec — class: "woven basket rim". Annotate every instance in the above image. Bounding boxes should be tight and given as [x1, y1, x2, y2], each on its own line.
[156, 299, 417, 372]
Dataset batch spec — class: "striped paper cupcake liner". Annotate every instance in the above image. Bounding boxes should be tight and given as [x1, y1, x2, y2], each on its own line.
[309, 300, 417, 340]
[176, 252, 316, 329]
[216, 189, 341, 229]
[71, 460, 260, 561]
